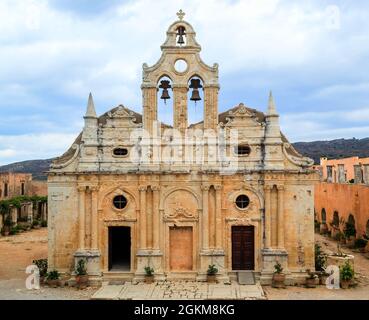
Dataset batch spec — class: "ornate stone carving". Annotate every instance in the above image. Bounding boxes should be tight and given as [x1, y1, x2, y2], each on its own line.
[164, 201, 198, 220]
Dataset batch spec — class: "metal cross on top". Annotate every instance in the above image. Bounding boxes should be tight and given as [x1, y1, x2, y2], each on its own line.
[176, 9, 185, 21]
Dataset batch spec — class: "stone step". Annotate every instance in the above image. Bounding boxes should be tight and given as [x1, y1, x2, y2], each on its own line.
[237, 271, 255, 285]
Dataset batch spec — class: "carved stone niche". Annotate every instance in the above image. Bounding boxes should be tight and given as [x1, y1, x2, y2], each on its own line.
[163, 189, 199, 222]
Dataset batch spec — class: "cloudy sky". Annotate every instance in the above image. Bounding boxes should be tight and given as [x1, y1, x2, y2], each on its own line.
[1, 0, 369, 165]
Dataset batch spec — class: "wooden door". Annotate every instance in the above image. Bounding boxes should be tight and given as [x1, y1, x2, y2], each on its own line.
[169, 227, 193, 271]
[232, 226, 254, 270]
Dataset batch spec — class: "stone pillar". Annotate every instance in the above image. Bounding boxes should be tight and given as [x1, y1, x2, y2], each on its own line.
[152, 186, 160, 250]
[277, 185, 285, 249]
[142, 85, 157, 134]
[90, 187, 99, 250]
[78, 186, 86, 250]
[139, 186, 147, 249]
[173, 85, 188, 134]
[201, 185, 210, 250]
[264, 185, 272, 248]
[203, 85, 219, 130]
[215, 185, 222, 249]
[27, 202, 33, 224]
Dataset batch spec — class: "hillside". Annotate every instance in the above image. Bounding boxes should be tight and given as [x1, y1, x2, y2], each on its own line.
[0, 159, 53, 180]
[0, 138, 368, 178]
[293, 138, 369, 164]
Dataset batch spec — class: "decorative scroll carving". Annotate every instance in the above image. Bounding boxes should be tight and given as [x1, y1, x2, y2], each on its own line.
[283, 142, 314, 167]
[51, 144, 80, 169]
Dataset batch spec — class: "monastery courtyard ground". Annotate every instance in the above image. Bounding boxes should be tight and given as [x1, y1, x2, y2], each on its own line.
[0, 229, 368, 300]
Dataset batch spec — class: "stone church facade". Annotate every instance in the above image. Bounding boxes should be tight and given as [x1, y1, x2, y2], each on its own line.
[48, 13, 318, 284]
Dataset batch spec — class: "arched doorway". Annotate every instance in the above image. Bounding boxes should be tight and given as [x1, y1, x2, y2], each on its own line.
[333, 211, 339, 228]
[321, 208, 327, 224]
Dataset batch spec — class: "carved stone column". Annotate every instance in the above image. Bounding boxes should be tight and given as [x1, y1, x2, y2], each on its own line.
[264, 185, 272, 248]
[78, 186, 86, 250]
[201, 185, 210, 250]
[142, 85, 157, 134]
[173, 85, 188, 134]
[90, 186, 99, 250]
[214, 185, 223, 249]
[152, 185, 160, 250]
[139, 185, 147, 249]
[203, 85, 219, 130]
[277, 185, 285, 249]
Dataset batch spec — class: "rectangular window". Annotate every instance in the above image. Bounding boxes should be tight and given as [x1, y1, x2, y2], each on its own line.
[21, 182, 25, 195]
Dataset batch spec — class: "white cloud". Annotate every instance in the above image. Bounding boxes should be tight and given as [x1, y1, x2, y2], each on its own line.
[0, 133, 77, 165]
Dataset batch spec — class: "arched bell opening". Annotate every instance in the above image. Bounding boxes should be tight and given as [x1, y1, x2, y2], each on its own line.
[157, 76, 173, 126]
[187, 76, 204, 125]
[176, 26, 187, 47]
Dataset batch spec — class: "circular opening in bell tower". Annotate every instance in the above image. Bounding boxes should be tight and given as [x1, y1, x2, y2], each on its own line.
[174, 59, 188, 73]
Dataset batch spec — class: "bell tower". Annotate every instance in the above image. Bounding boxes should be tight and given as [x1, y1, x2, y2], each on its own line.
[141, 10, 220, 134]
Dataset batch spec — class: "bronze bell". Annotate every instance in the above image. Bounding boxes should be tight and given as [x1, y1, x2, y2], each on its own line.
[189, 78, 202, 102]
[159, 80, 171, 103]
[177, 26, 186, 45]
[190, 89, 201, 102]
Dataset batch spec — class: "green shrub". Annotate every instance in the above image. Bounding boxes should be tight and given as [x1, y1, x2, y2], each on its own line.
[9, 226, 19, 235]
[41, 220, 47, 227]
[354, 238, 368, 248]
[46, 270, 60, 280]
[207, 264, 218, 275]
[315, 244, 327, 271]
[75, 259, 87, 276]
[33, 259, 48, 277]
[144, 266, 154, 276]
[344, 222, 356, 238]
[340, 261, 354, 281]
[274, 262, 283, 274]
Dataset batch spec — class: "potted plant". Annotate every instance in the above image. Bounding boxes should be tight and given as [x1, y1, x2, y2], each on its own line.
[207, 264, 218, 283]
[344, 222, 356, 247]
[305, 269, 318, 288]
[340, 260, 354, 289]
[46, 270, 60, 288]
[144, 266, 154, 284]
[272, 262, 285, 288]
[315, 244, 329, 284]
[33, 258, 48, 284]
[32, 219, 41, 229]
[75, 259, 89, 289]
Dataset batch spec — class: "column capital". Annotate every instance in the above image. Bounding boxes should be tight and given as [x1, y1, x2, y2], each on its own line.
[77, 186, 86, 192]
[277, 185, 285, 191]
[201, 185, 210, 191]
[89, 185, 100, 192]
[138, 185, 147, 192]
[151, 185, 160, 191]
[214, 185, 222, 191]
[264, 185, 273, 191]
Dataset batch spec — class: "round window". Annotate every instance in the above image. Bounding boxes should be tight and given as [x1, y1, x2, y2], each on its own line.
[174, 59, 187, 73]
[113, 148, 128, 156]
[235, 195, 250, 209]
[113, 195, 127, 210]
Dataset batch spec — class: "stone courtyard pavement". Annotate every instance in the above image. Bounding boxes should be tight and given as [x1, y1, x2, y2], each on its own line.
[92, 281, 265, 300]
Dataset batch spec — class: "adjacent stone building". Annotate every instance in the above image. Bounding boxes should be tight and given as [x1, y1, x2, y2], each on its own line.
[318, 156, 369, 184]
[0, 172, 48, 233]
[48, 12, 318, 284]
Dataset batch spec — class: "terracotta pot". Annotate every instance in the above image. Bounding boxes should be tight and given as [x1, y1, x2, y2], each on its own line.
[144, 275, 154, 284]
[272, 273, 286, 288]
[76, 274, 89, 289]
[47, 279, 60, 288]
[340, 279, 351, 289]
[319, 274, 329, 285]
[306, 277, 317, 288]
[207, 274, 217, 283]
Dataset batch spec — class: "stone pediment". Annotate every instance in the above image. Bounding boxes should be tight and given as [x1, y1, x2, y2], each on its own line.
[222, 104, 264, 128]
[105, 105, 142, 128]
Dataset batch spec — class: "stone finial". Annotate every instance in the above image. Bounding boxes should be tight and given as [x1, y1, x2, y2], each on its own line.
[85, 92, 97, 118]
[177, 9, 185, 21]
[267, 91, 278, 116]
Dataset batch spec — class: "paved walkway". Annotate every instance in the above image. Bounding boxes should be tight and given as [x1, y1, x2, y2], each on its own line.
[92, 280, 265, 300]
